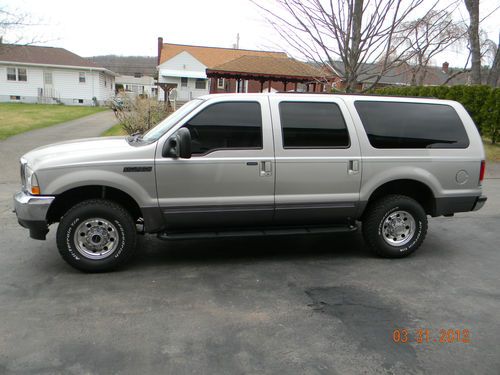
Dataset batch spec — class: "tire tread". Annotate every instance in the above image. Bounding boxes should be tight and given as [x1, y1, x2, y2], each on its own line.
[56, 199, 137, 272]
[362, 194, 428, 258]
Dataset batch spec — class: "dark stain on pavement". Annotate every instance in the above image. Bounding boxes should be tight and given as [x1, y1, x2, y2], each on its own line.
[306, 286, 421, 374]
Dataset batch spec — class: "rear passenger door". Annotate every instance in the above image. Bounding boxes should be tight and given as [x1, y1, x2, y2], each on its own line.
[269, 96, 362, 225]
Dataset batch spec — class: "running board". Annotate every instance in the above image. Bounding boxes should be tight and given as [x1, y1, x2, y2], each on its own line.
[157, 224, 358, 241]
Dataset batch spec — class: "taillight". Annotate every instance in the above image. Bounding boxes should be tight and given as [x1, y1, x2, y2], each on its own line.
[479, 160, 486, 184]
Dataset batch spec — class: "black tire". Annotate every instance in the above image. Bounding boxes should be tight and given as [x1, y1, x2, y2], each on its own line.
[362, 195, 427, 258]
[56, 199, 137, 272]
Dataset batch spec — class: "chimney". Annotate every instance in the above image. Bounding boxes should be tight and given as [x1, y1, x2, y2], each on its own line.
[442, 61, 449, 74]
[157, 37, 163, 66]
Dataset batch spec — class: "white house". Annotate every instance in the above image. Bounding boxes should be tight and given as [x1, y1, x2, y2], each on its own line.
[157, 49, 210, 102]
[0, 44, 117, 105]
[115, 74, 157, 98]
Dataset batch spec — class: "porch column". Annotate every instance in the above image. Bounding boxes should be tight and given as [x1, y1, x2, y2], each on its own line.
[236, 78, 241, 93]
[268, 79, 272, 93]
[313, 83, 317, 92]
[210, 77, 217, 93]
[260, 80, 264, 92]
[294, 82, 298, 91]
[166, 88, 172, 109]
[283, 81, 288, 91]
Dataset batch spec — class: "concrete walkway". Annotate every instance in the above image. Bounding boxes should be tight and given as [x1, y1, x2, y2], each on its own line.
[0, 110, 118, 184]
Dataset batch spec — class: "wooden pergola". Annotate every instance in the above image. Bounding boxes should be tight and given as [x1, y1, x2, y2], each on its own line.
[205, 55, 333, 94]
[206, 69, 329, 93]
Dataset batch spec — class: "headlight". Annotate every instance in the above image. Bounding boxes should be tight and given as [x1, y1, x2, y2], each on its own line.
[25, 165, 41, 195]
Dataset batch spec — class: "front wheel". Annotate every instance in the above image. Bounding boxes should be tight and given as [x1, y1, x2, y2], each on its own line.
[56, 199, 137, 272]
[362, 195, 428, 258]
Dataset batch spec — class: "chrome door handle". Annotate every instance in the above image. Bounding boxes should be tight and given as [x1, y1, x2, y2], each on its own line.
[260, 161, 272, 177]
[348, 160, 359, 174]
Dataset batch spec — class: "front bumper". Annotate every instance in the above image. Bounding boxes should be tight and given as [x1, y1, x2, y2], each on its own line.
[13, 190, 55, 240]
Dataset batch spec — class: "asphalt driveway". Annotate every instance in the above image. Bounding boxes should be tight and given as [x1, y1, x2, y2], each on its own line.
[0, 110, 117, 212]
[0, 117, 499, 374]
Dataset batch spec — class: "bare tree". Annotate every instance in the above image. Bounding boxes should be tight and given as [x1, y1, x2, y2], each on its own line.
[1, 6, 41, 46]
[464, 0, 481, 84]
[486, 32, 499, 87]
[252, 0, 441, 92]
[398, 8, 466, 86]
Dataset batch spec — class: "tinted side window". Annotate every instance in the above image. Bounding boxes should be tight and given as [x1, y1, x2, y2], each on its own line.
[186, 102, 262, 155]
[279, 102, 349, 148]
[354, 101, 469, 149]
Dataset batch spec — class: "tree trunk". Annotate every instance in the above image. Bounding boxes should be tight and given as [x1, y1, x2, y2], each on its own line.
[345, 0, 364, 92]
[487, 34, 500, 87]
[464, 0, 481, 84]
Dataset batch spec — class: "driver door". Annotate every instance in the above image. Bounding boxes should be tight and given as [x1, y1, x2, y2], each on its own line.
[155, 97, 275, 230]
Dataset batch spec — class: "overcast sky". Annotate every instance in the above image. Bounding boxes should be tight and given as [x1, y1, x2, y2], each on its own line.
[1, 0, 499, 68]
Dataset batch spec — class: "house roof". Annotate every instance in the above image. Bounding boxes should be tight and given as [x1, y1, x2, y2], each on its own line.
[159, 42, 287, 68]
[208, 55, 328, 79]
[329, 61, 467, 86]
[330, 61, 413, 85]
[0, 44, 107, 70]
[88, 55, 156, 76]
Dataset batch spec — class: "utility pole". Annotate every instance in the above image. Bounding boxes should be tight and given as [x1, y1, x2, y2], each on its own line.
[233, 33, 240, 49]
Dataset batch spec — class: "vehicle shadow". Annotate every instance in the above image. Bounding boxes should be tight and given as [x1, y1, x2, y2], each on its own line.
[126, 230, 373, 270]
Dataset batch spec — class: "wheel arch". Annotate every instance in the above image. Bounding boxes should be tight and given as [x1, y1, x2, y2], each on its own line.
[47, 185, 142, 225]
[360, 179, 436, 218]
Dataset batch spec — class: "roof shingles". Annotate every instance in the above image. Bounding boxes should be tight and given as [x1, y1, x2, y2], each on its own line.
[159, 43, 287, 68]
[0, 44, 103, 69]
[210, 55, 328, 78]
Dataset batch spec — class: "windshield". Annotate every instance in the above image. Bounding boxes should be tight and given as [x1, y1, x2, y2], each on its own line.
[142, 99, 204, 142]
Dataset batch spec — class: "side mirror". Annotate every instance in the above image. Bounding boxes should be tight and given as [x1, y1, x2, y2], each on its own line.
[162, 128, 192, 159]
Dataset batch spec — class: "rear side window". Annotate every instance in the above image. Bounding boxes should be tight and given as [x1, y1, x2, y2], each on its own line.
[185, 101, 262, 155]
[354, 101, 469, 149]
[279, 102, 350, 148]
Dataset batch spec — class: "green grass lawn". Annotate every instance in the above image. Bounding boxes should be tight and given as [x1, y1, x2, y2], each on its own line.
[0, 103, 106, 140]
[101, 123, 127, 136]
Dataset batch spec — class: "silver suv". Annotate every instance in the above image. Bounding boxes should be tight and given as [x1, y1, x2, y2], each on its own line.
[14, 93, 487, 272]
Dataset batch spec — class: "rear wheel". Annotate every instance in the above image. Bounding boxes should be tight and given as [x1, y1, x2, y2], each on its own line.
[56, 199, 137, 272]
[362, 195, 427, 258]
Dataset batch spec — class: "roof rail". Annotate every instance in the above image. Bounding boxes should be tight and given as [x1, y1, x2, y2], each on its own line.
[275, 91, 438, 99]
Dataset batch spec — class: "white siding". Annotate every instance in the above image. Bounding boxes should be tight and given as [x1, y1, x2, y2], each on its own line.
[0, 63, 115, 105]
[0, 64, 43, 103]
[158, 51, 207, 80]
[53, 69, 95, 104]
[95, 72, 115, 103]
[157, 52, 209, 101]
[116, 75, 156, 97]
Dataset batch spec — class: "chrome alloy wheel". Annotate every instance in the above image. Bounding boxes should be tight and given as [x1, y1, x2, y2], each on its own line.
[382, 210, 416, 246]
[73, 218, 119, 260]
